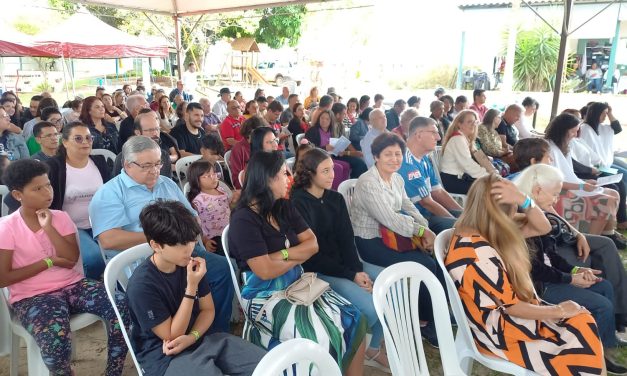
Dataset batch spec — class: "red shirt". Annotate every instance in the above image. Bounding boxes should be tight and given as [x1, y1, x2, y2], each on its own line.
[269, 121, 285, 151]
[469, 103, 488, 121]
[219, 115, 246, 150]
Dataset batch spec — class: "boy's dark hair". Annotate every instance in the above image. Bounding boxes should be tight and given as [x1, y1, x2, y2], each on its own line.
[200, 132, 225, 156]
[139, 200, 200, 246]
[33, 121, 56, 138]
[2, 159, 49, 191]
[513, 138, 550, 170]
[331, 102, 346, 115]
[408, 96, 420, 107]
[455, 95, 468, 105]
[319, 95, 333, 108]
[373, 94, 383, 102]
[256, 96, 268, 104]
[31, 95, 44, 102]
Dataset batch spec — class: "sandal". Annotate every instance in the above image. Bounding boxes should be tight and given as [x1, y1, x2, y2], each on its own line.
[364, 349, 391, 373]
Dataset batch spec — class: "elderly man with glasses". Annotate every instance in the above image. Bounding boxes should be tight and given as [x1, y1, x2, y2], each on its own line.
[89, 135, 235, 334]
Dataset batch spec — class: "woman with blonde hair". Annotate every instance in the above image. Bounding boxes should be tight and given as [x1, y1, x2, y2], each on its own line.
[439, 109, 490, 194]
[446, 174, 606, 375]
[303, 86, 320, 110]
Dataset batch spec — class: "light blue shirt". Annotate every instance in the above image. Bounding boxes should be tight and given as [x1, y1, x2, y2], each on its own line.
[361, 128, 384, 168]
[89, 170, 196, 240]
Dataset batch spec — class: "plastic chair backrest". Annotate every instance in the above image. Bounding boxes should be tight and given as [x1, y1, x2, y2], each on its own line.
[103, 243, 154, 376]
[90, 148, 117, 165]
[0, 288, 12, 355]
[0, 184, 9, 217]
[434, 229, 536, 376]
[175, 155, 202, 189]
[373, 261, 464, 376]
[285, 157, 295, 172]
[221, 225, 245, 307]
[251, 338, 341, 376]
[337, 179, 357, 211]
[295, 133, 305, 145]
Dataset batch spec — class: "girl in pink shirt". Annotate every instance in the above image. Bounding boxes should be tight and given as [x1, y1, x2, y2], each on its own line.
[186, 160, 237, 256]
[0, 159, 127, 375]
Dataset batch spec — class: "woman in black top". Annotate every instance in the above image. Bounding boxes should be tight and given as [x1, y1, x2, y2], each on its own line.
[290, 148, 389, 371]
[80, 96, 120, 154]
[228, 151, 367, 376]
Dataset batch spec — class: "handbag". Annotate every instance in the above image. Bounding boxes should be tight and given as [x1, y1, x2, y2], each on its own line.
[283, 272, 330, 306]
[379, 224, 421, 252]
[545, 212, 578, 246]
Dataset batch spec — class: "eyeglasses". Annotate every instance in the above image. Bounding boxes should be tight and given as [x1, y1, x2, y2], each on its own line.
[39, 133, 61, 139]
[71, 135, 94, 143]
[49, 118, 63, 125]
[266, 138, 280, 144]
[131, 161, 163, 171]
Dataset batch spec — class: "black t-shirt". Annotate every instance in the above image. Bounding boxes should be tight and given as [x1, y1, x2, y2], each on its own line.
[228, 202, 309, 271]
[118, 116, 135, 147]
[126, 258, 211, 376]
[496, 119, 518, 146]
[170, 125, 205, 155]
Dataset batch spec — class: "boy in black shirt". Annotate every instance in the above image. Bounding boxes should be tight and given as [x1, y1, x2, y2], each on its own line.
[126, 200, 265, 376]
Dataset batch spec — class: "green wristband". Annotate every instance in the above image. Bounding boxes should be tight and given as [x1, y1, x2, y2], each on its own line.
[571, 266, 580, 275]
[417, 226, 425, 237]
[189, 330, 200, 342]
[280, 249, 289, 261]
[44, 258, 53, 269]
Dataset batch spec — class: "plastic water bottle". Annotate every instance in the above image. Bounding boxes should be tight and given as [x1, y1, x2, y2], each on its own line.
[7, 150, 14, 161]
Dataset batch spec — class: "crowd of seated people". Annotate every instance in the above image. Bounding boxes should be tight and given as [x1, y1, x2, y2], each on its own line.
[3, 81, 627, 375]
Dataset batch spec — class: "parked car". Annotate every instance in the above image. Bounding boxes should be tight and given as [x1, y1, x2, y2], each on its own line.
[256, 60, 302, 85]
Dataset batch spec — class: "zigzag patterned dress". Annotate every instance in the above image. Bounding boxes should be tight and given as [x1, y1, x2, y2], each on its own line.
[445, 233, 604, 375]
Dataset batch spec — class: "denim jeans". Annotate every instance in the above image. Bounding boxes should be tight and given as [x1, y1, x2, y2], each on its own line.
[355, 236, 446, 323]
[317, 261, 385, 349]
[78, 228, 106, 280]
[542, 279, 616, 348]
[423, 210, 462, 235]
[104, 241, 234, 333]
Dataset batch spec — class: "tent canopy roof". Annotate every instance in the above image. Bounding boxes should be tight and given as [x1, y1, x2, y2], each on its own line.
[69, 0, 323, 16]
[33, 11, 168, 58]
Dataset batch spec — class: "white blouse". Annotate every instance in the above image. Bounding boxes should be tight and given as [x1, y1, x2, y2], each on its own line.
[440, 134, 488, 179]
[579, 123, 615, 168]
[548, 140, 582, 184]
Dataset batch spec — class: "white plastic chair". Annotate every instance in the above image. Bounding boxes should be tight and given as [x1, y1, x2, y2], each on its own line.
[295, 133, 305, 145]
[372, 262, 464, 376]
[90, 148, 117, 166]
[103, 242, 154, 376]
[251, 338, 341, 376]
[434, 229, 537, 376]
[285, 157, 295, 172]
[174, 155, 202, 189]
[337, 179, 357, 210]
[221, 225, 251, 339]
[224, 150, 233, 185]
[0, 184, 9, 217]
[1, 287, 109, 376]
[183, 181, 233, 201]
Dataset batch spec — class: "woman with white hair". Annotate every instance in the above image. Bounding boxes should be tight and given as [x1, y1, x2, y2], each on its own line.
[515, 163, 627, 336]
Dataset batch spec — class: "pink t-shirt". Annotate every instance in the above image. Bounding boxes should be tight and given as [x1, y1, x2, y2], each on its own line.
[0, 210, 83, 304]
[192, 189, 230, 239]
[63, 159, 103, 229]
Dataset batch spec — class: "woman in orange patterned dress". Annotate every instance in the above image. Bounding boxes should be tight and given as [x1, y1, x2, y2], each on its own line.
[445, 174, 606, 375]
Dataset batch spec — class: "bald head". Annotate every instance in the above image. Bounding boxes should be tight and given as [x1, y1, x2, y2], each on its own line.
[369, 108, 387, 131]
[503, 104, 523, 124]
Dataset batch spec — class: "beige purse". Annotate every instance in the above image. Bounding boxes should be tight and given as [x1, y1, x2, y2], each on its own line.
[254, 272, 330, 321]
[283, 272, 330, 306]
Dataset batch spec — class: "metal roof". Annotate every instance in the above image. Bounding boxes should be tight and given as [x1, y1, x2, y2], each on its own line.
[459, 0, 626, 9]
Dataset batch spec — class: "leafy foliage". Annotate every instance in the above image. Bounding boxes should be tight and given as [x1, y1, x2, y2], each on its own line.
[254, 6, 307, 49]
[505, 26, 560, 92]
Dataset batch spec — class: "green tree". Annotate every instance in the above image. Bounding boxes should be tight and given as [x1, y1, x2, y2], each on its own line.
[505, 26, 560, 92]
[254, 6, 307, 48]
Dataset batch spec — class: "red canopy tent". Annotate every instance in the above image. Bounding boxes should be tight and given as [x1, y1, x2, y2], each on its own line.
[33, 11, 168, 58]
